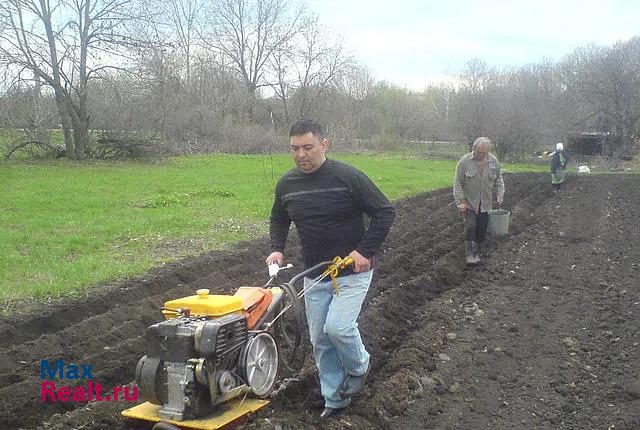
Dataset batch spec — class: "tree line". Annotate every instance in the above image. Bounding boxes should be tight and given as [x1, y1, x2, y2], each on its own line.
[1, 0, 639, 160]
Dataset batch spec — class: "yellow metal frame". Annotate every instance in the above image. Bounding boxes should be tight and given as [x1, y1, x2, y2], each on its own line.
[122, 399, 269, 430]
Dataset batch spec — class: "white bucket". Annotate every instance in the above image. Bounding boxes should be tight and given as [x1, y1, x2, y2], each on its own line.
[488, 209, 510, 236]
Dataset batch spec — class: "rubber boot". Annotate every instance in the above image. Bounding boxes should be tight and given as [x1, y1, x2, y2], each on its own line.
[465, 241, 476, 265]
[471, 241, 481, 263]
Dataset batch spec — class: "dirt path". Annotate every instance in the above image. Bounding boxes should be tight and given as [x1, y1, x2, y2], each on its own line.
[392, 174, 640, 430]
[1, 173, 638, 430]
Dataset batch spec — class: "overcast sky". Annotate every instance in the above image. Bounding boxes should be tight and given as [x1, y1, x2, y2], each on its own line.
[308, 0, 639, 89]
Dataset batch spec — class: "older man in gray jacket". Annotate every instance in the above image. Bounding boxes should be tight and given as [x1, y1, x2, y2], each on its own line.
[453, 137, 505, 264]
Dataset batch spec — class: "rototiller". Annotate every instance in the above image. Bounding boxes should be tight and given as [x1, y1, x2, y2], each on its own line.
[122, 257, 353, 430]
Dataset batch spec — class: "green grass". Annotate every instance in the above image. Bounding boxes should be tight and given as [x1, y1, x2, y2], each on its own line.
[0, 153, 546, 302]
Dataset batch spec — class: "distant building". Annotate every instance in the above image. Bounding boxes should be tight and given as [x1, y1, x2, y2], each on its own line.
[565, 131, 612, 157]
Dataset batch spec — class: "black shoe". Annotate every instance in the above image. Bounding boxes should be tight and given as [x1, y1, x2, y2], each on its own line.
[320, 407, 344, 419]
[339, 363, 371, 398]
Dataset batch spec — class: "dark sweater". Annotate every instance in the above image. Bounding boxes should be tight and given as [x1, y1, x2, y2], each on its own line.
[269, 158, 395, 276]
[550, 150, 569, 173]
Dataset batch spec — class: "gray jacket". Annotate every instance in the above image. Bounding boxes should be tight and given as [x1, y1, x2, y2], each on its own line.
[453, 152, 505, 213]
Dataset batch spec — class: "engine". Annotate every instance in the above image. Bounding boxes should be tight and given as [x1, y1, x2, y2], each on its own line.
[135, 288, 280, 421]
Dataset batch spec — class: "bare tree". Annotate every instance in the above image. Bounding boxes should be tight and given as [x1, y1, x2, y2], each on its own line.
[266, 43, 293, 124]
[561, 38, 640, 155]
[159, 0, 206, 86]
[332, 64, 375, 142]
[454, 59, 494, 146]
[0, 0, 138, 159]
[424, 84, 453, 141]
[266, 17, 352, 124]
[453, 60, 560, 159]
[291, 18, 351, 118]
[205, 0, 304, 102]
[342, 64, 374, 102]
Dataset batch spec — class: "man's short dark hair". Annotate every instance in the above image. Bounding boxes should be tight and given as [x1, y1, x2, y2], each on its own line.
[289, 119, 325, 139]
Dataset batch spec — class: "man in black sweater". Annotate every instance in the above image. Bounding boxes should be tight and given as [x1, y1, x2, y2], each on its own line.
[266, 119, 395, 418]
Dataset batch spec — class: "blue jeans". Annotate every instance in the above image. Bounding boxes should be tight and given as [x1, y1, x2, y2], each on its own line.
[304, 270, 373, 409]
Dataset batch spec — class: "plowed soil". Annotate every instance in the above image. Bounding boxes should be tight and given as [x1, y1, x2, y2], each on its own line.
[1, 173, 639, 430]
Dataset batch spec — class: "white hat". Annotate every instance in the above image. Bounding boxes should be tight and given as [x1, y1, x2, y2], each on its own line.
[556, 142, 564, 151]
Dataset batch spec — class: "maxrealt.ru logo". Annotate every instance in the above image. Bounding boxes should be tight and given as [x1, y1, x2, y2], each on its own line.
[40, 359, 137, 402]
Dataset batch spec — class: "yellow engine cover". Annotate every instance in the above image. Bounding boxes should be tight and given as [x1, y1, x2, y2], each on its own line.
[163, 289, 243, 319]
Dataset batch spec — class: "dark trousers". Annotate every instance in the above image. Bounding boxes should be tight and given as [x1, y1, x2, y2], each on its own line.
[464, 209, 489, 243]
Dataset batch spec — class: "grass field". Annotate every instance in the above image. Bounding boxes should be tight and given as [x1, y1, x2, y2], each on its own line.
[0, 153, 546, 303]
